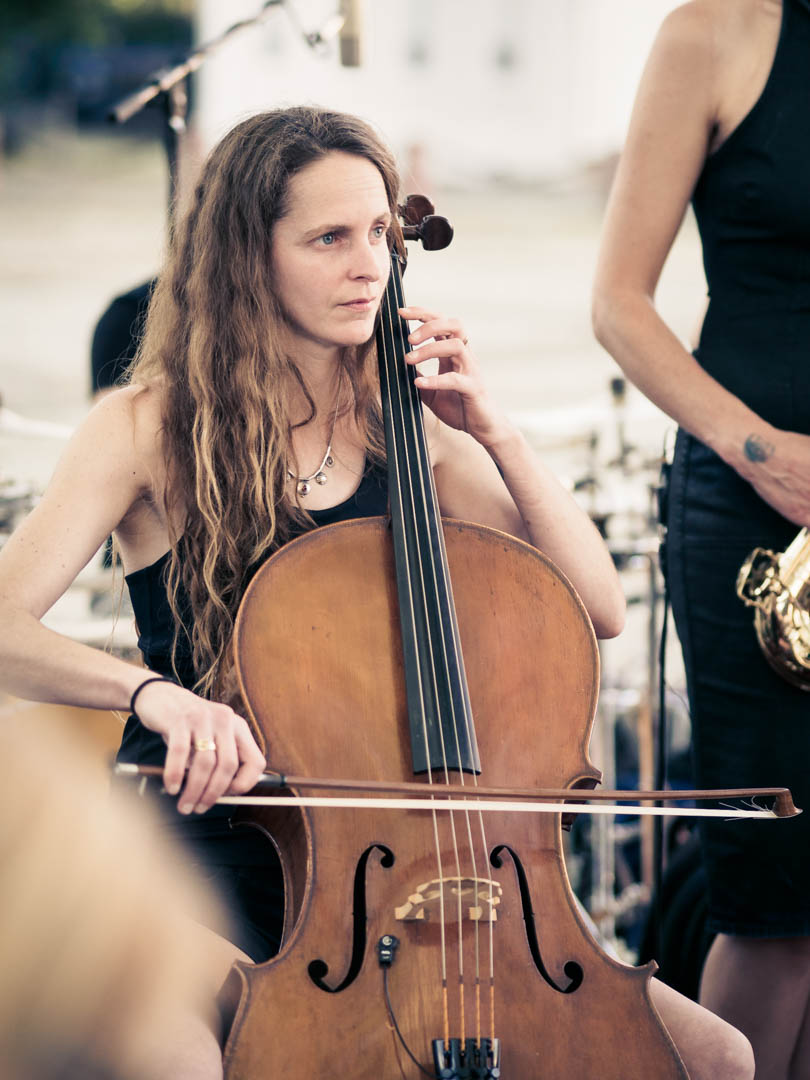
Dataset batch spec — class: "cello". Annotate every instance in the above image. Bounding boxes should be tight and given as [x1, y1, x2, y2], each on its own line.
[220, 196, 690, 1078]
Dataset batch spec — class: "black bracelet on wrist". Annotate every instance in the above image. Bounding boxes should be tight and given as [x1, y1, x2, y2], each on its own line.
[130, 675, 176, 720]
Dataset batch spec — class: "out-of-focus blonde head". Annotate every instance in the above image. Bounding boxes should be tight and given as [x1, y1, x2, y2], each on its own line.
[0, 717, 228, 1079]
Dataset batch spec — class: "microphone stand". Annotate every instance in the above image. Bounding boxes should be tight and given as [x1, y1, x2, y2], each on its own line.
[106, 0, 344, 224]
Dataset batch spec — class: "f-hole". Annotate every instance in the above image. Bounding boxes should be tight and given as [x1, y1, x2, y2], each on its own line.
[491, 844, 584, 994]
[308, 844, 395, 993]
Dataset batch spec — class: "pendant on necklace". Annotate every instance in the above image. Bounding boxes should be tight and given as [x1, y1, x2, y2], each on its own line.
[292, 453, 334, 497]
[288, 371, 343, 498]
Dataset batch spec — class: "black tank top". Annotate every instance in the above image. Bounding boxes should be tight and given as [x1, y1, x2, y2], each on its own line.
[691, 0, 810, 433]
[118, 460, 388, 766]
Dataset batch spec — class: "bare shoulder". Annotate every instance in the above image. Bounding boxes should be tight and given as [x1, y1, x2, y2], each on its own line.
[684, 0, 782, 147]
[654, 0, 780, 71]
[97, 381, 164, 437]
[85, 382, 166, 485]
[624, 1, 720, 146]
[653, 1, 718, 60]
[46, 382, 170, 529]
[0, 382, 171, 612]
[423, 408, 511, 517]
[659, 0, 770, 35]
[127, 380, 168, 466]
[422, 405, 445, 459]
[609, 0, 757, 195]
[700, 0, 783, 57]
[631, 7, 720, 141]
[422, 406, 476, 470]
[712, 0, 783, 39]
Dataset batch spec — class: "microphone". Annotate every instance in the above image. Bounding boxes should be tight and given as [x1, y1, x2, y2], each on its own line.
[338, 0, 365, 67]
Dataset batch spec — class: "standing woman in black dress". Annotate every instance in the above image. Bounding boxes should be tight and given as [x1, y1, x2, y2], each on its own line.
[593, 2, 810, 1076]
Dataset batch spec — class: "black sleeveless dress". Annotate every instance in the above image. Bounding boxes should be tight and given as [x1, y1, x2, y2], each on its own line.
[666, 0, 810, 936]
[117, 461, 389, 960]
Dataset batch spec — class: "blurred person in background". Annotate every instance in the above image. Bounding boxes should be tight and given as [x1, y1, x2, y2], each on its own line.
[90, 278, 156, 572]
[91, 279, 155, 399]
[592, 1, 810, 1076]
[0, 102, 756, 1078]
[0, 715, 228, 1080]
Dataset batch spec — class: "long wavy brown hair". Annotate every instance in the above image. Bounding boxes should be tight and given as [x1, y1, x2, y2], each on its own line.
[130, 107, 400, 697]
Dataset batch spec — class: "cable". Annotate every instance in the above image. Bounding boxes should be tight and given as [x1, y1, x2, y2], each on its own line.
[382, 967, 437, 1079]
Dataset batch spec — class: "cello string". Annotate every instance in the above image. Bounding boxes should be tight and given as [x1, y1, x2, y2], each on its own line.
[378, 270, 452, 1028]
[385, 271, 484, 1051]
[386, 268, 481, 1042]
[384, 279, 465, 914]
[400, 298, 496, 1045]
[477, 799, 495, 1040]
[381, 277, 455, 1047]
[382, 271, 469, 1039]
[391, 271, 499, 1047]
[422, 452, 495, 1044]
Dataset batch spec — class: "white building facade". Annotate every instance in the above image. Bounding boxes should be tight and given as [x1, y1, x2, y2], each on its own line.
[195, 0, 678, 185]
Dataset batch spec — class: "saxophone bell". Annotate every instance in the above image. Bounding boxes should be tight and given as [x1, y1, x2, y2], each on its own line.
[737, 527, 810, 691]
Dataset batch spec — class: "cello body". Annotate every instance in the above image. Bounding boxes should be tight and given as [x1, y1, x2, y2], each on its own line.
[223, 516, 688, 1078]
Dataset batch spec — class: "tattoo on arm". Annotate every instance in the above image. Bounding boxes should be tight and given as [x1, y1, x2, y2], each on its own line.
[744, 434, 775, 463]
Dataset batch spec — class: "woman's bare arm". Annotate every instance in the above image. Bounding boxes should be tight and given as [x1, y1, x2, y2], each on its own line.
[0, 389, 155, 708]
[436, 421, 625, 639]
[0, 387, 265, 810]
[592, 0, 810, 527]
[400, 306, 626, 639]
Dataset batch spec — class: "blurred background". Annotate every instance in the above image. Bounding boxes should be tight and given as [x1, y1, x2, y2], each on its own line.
[0, 0, 708, 970]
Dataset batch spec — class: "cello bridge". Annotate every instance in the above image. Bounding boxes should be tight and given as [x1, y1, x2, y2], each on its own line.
[394, 876, 502, 923]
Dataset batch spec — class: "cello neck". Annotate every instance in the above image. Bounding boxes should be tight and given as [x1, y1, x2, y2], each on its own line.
[376, 251, 480, 776]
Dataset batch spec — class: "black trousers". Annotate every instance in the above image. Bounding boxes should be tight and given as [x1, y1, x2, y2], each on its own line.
[666, 429, 810, 936]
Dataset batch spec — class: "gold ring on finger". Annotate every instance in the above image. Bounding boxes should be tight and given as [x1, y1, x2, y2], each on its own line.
[193, 737, 217, 753]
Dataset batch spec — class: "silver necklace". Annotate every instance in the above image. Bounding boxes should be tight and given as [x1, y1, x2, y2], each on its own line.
[287, 371, 343, 497]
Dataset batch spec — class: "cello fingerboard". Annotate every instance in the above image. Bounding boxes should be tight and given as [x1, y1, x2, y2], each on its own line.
[376, 253, 480, 778]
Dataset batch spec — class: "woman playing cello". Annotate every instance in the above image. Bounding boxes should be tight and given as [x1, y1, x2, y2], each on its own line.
[0, 107, 751, 1077]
